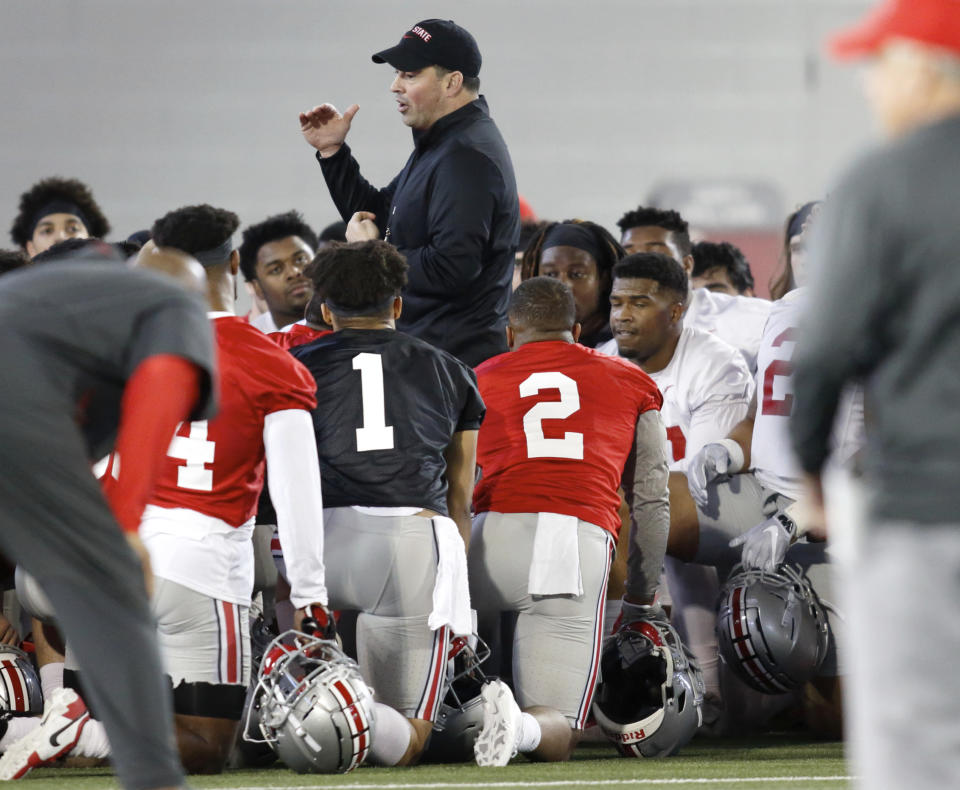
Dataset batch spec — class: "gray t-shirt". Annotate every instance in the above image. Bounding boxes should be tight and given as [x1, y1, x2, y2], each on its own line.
[791, 113, 960, 524]
[0, 261, 216, 459]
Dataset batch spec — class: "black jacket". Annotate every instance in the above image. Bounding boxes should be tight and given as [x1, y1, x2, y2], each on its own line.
[318, 96, 519, 367]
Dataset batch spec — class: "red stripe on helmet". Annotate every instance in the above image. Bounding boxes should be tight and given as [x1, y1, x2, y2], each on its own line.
[1, 660, 25, 712]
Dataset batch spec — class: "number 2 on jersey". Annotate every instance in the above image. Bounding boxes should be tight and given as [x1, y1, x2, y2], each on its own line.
[761, 328, 796, 416]
[353, 352, 395, 452]
[520, 372, 584, 459]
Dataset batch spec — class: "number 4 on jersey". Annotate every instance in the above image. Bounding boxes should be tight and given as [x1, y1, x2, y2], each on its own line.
[520, 372, 584, 459]
[168, 420, 215, 491]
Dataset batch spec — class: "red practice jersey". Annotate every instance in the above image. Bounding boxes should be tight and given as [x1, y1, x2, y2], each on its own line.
[149, 315, 317, 526]
[474, 341, 662, 535]
[268, 324, 332, 351]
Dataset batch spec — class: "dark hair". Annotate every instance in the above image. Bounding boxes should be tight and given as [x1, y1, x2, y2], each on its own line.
[0, 249, 30, 275]
[520, 219, 624, 324]
[613, 252, 689, 303]
[31, 237, 123, 264]
[615, 206, 692, 258]
[319, 220, 347, 243]
[113, 239, 143, 259]
[239, 210, 319, 282]
[434, 65, 480, 93]
[691, 241, 755, 294]
[769, 201, 820, 300]
[10, 177, 111, 248]
[508, 276, 576, 332]
[308, 240, 408, 317]
[151, 204, 239, 262]
[518, 219, 549, 257]
[303, 293, 331, 328]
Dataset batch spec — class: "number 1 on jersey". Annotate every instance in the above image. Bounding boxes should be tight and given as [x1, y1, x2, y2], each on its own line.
[353, 352, 395, 452]
[520, 372, 584, 459]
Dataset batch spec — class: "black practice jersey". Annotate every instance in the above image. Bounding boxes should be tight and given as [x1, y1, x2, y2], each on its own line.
[291, 328, 485, 513]
[0, 261, 216, 459]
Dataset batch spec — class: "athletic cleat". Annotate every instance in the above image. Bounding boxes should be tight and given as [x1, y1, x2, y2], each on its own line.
[474, 679, 522, 767]
[0, 688, 90, 779]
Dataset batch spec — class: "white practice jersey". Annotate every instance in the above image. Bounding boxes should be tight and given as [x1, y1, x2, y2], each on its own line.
[596, 288, 772, 372]
[751, 288, 805, 499]
[684, 289, 772, 373]
[650, 326, 754, 472]
[249, 311, 278, 333]
[751, 288, 866, 500]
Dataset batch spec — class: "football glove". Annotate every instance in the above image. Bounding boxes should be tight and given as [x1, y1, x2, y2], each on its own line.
[300, 604, 338, 642]
[728, 513, 797, 574]
[612, 598, 671, 635]
[685, 440, 744, 508]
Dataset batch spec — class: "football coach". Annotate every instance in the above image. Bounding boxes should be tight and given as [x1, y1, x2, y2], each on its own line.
[300, 19, 520, 367]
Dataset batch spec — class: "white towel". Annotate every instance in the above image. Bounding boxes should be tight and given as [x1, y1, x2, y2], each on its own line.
[428, 516, 473, 636]
[528, 512, 583, 597]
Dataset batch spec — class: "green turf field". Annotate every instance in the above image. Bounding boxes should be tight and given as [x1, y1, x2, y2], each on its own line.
[15, 738, 849, 789]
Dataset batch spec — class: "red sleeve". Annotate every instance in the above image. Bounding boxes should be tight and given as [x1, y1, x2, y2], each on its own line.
[106, 355, 203, 533]
[251, 348, 317, 415]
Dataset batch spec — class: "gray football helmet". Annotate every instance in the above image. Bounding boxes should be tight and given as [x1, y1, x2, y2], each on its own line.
[245, 630, 375, 774]
[0, 645, 43, 715]
[422, 634, 491, 764]
[717, 563, 830, 694]
[593, 619, 704, 758]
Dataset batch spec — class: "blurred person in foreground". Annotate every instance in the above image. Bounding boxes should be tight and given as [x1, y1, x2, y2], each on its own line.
[790, 2, 960, 788]
[0, 249, 216, 789]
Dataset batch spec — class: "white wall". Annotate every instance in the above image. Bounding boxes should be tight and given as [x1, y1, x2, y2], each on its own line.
[1, 0, 873, 250]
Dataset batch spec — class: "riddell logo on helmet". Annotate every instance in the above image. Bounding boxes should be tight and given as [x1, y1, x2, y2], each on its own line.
[612, 729, 646, 743]
[409, 26, 432, 42]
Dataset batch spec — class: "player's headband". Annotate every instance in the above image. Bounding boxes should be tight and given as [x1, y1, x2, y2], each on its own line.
[29, 200, 89, 237]
[191, 237, 234, 268]
[540, 223, 605, 264]
[324, 295, 397, 317]
[787, 201, 821, 241]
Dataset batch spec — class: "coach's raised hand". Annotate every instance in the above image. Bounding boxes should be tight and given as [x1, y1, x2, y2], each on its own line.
[299, 103, 360, 158]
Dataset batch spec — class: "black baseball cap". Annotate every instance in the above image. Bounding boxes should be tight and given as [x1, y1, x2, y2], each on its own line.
[372, 19, 482, 78]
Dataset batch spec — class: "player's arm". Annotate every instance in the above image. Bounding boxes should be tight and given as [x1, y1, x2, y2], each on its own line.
[621, 409, 670, 607]
[444, 429, 479, 550]
[108, 355, 204, 533]
[310, 118, 396, 231]
[685, 389, 756, 508]
[0, 613, 19, 646]
[681, 355, 754, 470]
[262, 409, 331, 625]
[106, 354, 205, 595]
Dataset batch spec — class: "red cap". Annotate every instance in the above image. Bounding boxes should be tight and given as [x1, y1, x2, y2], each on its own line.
[830, 0, 960, 59]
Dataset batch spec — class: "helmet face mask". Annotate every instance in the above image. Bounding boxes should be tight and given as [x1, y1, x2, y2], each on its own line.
[245, 631, 375, 774]
[717, 563, 830, 694]
[0, 645, 43, 716]
[593, 621, 704, 758]
[422, 634, 492, 764]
